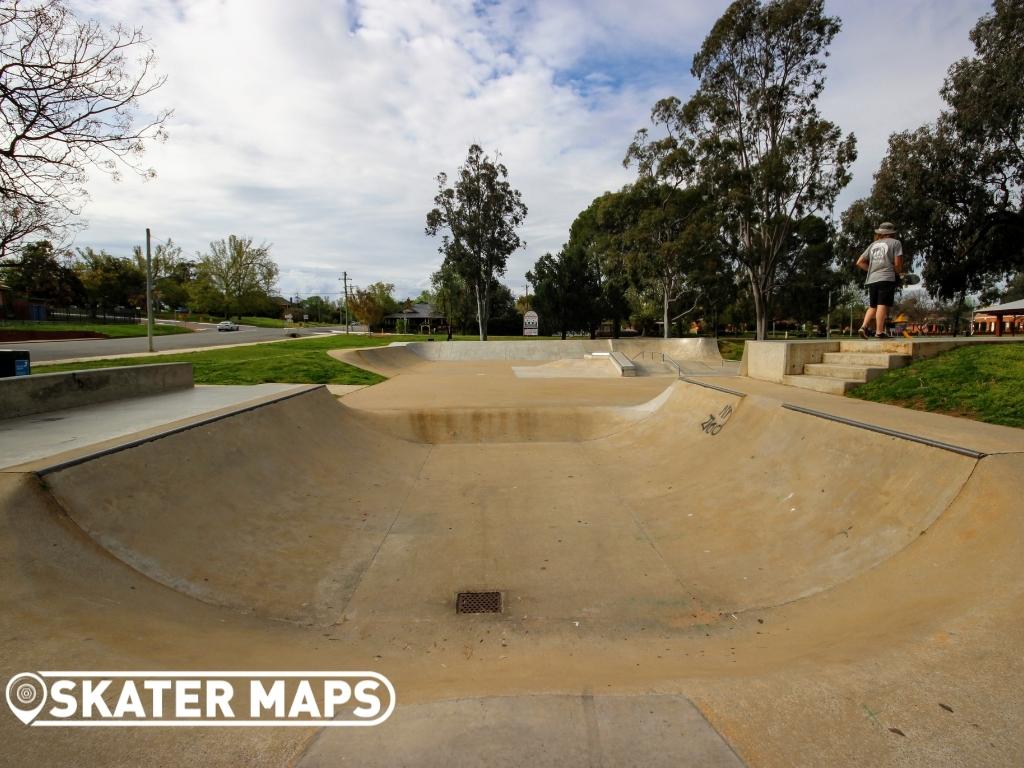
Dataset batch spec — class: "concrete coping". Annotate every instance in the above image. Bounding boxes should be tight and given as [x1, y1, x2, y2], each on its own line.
[0, 362, 194, 420]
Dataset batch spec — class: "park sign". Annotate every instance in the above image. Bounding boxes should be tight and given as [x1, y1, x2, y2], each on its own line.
[523, 311, 539, 336]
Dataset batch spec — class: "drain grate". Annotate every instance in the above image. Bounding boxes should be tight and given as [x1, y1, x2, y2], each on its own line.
[456, 591, 503, 614]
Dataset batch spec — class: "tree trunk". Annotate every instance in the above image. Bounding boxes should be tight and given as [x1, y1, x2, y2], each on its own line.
[952, 290, 966, 337]
[474, 281, 484, 341]
[749, 269, 767, 341]
[663, 280, 670, 339]
[481, 279, 491, 341]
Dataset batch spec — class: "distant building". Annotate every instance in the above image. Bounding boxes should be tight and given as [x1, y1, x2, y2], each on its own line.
[973, 299, 1024, 336]
[270, 296, 303, 320]
[382, 303, 446, 333]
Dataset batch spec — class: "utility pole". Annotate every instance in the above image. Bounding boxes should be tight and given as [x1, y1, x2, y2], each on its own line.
[341, 271, 350, 333]
[145, 228, 154, 353]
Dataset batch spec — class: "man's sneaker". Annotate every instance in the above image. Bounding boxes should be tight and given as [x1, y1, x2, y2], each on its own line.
[858, 327, 873, 339]
[876, 332, 891, 339]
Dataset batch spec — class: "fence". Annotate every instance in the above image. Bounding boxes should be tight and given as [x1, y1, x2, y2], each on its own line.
[48, 306, 141, 324]
[0, 302, 142, 324]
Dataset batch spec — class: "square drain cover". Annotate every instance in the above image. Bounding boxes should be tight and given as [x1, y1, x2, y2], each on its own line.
[456, 591, 502, 614]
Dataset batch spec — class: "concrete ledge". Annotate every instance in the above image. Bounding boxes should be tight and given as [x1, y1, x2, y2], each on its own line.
[0, 363, 193, 420]
[609, 350, 636, 376]
[744, 341, 839, 383]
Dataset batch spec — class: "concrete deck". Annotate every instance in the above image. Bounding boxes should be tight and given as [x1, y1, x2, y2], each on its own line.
[0, 383, 306, 470]
[1, 341, 1022, 767]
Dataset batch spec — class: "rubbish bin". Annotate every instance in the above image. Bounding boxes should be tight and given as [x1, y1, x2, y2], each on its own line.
[0, 350, 30, 377]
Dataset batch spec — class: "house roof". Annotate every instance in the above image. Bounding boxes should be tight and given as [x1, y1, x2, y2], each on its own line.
[384, 302, 445, 320]
[976, 298, 1024, 314]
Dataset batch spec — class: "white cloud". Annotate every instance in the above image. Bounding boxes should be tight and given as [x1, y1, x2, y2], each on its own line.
[67, 0, 991, 301]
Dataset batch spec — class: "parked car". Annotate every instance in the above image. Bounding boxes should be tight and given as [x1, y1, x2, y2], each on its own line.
[217, 320, 239, 332]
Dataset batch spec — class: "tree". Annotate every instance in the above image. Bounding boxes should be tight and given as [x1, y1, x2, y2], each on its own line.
[302, 295, 333, 323]
[865, 123, 1023, 334]
[348, 282, 395, 331]
[616, 181, 715, 338]
[431, 262, 475, 335]
[425, 144, 527, 340]
[348, 282, 397, 331]
[528, 246, 603, 339]
[0, 0, 171, 254]
[626, 0, 856, 339]
[942, 0, 1024, 191]
[772, 215, 844, 328]
[132, 238, 188, 311]
[187, 273, 221, 316]
[845, 2, 1024, 335]
[196, 236, 278, 319]
[487, 281, 521, 335]
[564, 192, 633, 337]
[1002, 271, 1024, 302]
[0, 239, 83, 303]
[76, 247, 145, 311]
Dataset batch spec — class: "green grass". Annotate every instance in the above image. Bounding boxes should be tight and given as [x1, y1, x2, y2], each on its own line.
[717, 338, 746, 361]
[238, 316, 287, 328]
[0, 321, 191, 338]
[849, 343, 1024, 428]
[34, 334, 409, 385]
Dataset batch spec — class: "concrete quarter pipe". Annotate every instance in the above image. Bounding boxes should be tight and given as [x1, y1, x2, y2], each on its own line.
[1, 340, 1022, 766]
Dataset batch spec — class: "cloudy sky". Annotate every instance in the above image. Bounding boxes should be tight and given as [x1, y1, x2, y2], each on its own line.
[71, 0, 991, 302]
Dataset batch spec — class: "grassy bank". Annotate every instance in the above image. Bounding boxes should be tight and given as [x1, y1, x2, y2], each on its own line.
[0, 321, 191, 338]
[34, 334, 409, 385]
[850, 343, 1024, 428]
[716, 338, 746, 361]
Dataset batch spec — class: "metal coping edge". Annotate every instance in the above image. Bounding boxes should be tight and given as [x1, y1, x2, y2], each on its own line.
[680, 378, 747, 398]
[35, 386, 323, 477]
[781, 403, 986, 459]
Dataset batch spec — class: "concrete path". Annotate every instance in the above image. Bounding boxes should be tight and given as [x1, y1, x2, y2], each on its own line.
[297, 694, 744, 767]
[0, 383, 307, 470]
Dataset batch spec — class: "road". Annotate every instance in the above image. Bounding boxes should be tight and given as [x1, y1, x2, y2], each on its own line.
[17, 322, 335, 363]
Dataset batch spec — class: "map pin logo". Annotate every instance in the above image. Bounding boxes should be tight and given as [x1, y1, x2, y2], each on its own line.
[6, 673, 48, 725]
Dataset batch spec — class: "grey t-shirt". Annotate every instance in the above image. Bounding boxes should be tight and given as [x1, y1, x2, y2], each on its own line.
[861, 237, 902, 285]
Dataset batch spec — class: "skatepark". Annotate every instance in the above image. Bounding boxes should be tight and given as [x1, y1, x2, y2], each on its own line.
[1, 338, 1022, 767]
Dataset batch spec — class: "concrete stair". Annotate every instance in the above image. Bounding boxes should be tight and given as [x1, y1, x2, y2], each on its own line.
[784, 340, 912, 395]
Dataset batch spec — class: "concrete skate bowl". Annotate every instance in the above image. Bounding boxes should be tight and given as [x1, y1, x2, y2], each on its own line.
[5, 381, 1019, 632]
[3, 379, 1024, 765]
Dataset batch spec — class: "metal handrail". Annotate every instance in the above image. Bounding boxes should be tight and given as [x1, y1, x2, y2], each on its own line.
[661, 354, 683, 378]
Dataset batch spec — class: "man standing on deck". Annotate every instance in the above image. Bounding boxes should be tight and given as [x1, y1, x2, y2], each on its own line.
[856, 222, 905, 339]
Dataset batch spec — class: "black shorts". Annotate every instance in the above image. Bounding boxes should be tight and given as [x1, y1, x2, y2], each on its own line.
[868, 281, 896, 308]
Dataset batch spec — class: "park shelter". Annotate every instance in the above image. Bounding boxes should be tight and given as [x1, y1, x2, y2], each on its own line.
[973, 299, 1024, 336]
[383, 303, 446, 334]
